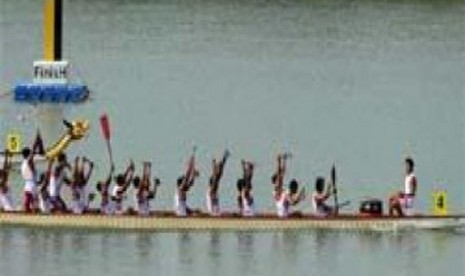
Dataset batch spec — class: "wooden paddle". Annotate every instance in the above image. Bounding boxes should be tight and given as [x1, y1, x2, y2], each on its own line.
[331, 165, 339, 215]
[99, 113, 114, 166]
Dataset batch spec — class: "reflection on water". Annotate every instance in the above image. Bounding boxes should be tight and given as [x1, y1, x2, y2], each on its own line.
[178, 232, 194, 265]
[208, 231, 221, 259]
[236, 231, 256, 274]
[135, 232, 153, 259]
[0, 228, 464, 276]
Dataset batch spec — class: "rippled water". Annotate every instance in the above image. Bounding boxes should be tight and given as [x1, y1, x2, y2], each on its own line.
[0, 227, 464, 276]
[1, 0, 464, 275]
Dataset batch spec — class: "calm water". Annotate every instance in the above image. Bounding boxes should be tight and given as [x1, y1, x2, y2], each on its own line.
[1, 0, 464, 275]
[0, 227, 464, 276]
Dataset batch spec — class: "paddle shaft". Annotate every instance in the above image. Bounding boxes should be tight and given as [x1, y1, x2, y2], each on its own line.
[105, 140, 114, 166]
[332, 165, 339, 215]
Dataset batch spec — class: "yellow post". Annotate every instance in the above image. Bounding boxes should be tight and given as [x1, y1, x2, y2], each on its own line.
[43, 0, 62, 61]
[43, 0, 55, 61]
[432, 190, 448, 216]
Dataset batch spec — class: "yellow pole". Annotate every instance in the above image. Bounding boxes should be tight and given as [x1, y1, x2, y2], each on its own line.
[40, 0, 64, 146]
[43, 0, 55, 61]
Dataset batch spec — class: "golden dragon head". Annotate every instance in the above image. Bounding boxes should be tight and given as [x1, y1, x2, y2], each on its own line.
[64, 119, 90, 140]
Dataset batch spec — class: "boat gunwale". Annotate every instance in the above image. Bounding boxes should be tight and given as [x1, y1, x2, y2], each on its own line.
[1, 211, 464, 221]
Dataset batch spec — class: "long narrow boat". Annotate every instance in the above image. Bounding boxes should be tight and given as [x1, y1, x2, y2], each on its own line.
[1, 212, 464, 232]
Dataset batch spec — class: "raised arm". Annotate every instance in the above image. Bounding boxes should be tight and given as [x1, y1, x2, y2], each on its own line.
[185, 152, 196, 180]
[0, 149, 10, 187]
[72, 156, 80, 180]
[122, 160, 135, 190]
[152, 177, 161, 195]
[83, 157, 94, 184]
[143, 162, 151, 181]
[241, 159, 247, 175]
[123, 159, 135, 180]
[2, 149, 9, 172]
[45, 159, 54, 185]
[105, 164, 115, 185]
[273, 154, 284, 192]
[142, 161, 152, 187]
[219, 150, 229, 170]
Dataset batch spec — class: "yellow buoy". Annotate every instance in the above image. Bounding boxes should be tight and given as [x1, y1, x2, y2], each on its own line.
[432, 190, 448, 216]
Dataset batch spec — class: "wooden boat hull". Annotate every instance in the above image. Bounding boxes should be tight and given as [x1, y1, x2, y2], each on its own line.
[1, 212, 464, 232]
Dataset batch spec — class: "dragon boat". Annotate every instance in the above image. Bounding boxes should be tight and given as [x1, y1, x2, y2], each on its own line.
[1, 211, 464, 232]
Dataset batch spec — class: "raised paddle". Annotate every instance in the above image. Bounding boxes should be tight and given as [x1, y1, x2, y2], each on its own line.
[331, 165, 339, 215]
[99, 113, 114, 166]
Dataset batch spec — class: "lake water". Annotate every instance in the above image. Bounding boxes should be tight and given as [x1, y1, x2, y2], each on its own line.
[1, 0, 464, 275]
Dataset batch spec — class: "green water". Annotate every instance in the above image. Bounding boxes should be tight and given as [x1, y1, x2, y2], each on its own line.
[0, 227, 464, 276]
[1, 0, 464, 275]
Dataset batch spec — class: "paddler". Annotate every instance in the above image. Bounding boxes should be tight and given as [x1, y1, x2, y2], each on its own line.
[174, 150, 199, 217]
[96, 164, 115, 215]
[0, 149, 15, 211]
[388, 157, 417, 216]
[239, 159, 255, 217]
[272, 153, 305, 217]
[134, 161, 160, 216]
[311, 177, 335, 216]
[111, 160, 135, 215]
[206, 150, 230, 216]
[236, 178, 244, 215]
[37, 161, 54, 214]
[70, 156, 94, 214]
[21, 147, 38, 213]
[49, 153, 71, 212]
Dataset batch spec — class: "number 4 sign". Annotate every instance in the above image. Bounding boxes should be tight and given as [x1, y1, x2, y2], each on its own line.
[432, 190, 448, 216]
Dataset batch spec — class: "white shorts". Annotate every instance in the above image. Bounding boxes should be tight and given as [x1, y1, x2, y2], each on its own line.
[38, 196, 51, 214]
[72, 199, 83, 214]
[113, 200, 124, 215]
[138, 200, 150, 216]
[276, 201, 289, 218]
[399, 196, 414, 208]
[0, 192, 15, 211]
[174, 194, 187, 217]
[101, 202, 113, 215]
[242, 199, 255, 217]
[206, 193, 220, 216]
[399, 196, 414, 215]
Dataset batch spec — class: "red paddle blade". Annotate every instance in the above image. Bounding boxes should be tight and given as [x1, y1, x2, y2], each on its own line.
[99, 113, 111, 140]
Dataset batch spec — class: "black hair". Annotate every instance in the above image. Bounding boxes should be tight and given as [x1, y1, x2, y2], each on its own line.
[133, 176, 141, 188]
[236, 178, 244, 192]
[115, 174, 125, 185]
[177, 176, 185, 187]
[22, 147, 31, 159]
[271, 173, 277, 184]
[315, 177, 325, 193]
[57, 153, 67, 163]
[96, 182, 102, 192]
[405, 158, 414, 169]
[289, 179, 299, 194]
[38, 172, 46, 184]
